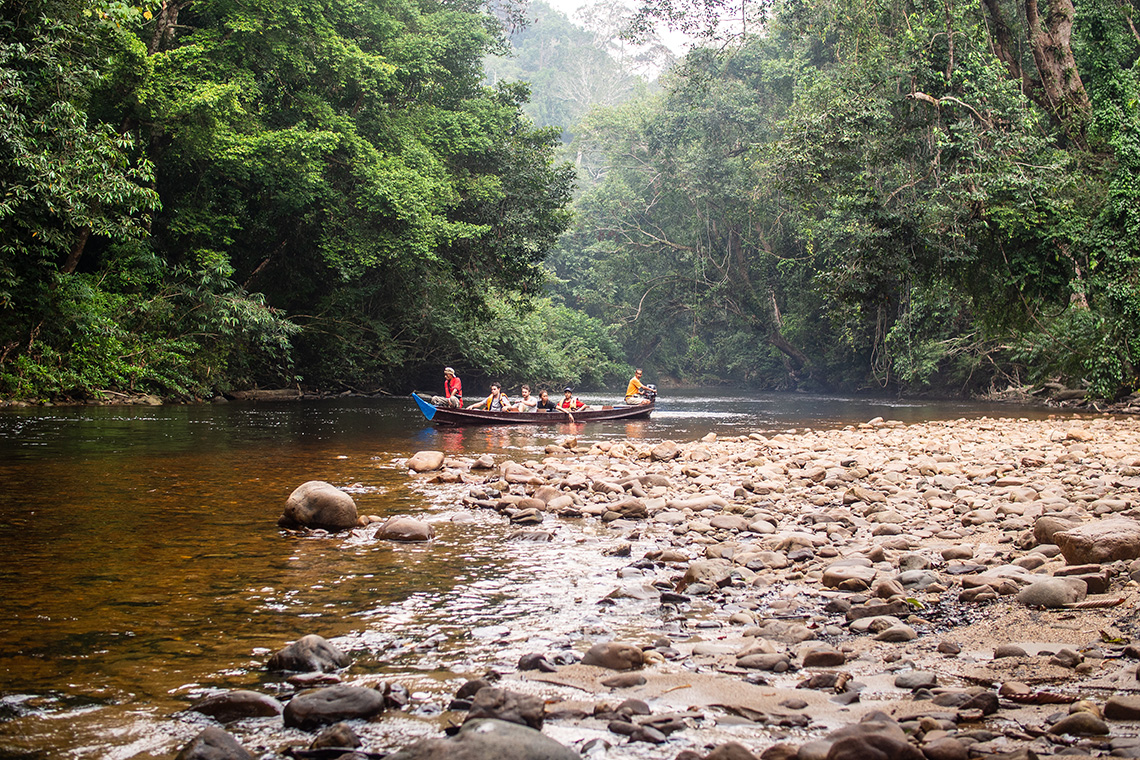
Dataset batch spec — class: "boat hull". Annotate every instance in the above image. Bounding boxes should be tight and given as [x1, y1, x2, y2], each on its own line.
[411, 392, 653, 426]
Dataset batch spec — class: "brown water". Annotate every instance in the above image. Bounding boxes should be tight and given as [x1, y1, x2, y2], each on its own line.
[0, 392, 1062, 759]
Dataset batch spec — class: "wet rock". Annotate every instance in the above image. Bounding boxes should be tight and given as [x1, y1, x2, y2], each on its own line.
[311, 722, 362, 749]
[1054, 518, 1140, 564]
[279, 481, 358, 530]
[407, 451, 446, 472]
[959, 691, 999, 715]
[581, 642, 643, 670]
[187, 690, 283, 722]
[282, 684, 386, 730]
[267, 634, 350, 673]
[174, 727, 255, 760]
[1049, 711, 1110, 735]
[377, 516, 434, 542]
[1016, 577, 1087, 608]
[467, 687, 545, 730]
[385, 718, 579, 760]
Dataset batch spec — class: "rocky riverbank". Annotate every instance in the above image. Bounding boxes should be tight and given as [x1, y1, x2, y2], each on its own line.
[181, 414, 1140, 759]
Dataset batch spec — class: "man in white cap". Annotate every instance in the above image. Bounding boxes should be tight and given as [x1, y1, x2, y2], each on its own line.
[430, 367, 463, 407]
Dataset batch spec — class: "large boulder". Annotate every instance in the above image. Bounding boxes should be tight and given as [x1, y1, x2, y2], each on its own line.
[385, 718, 580, 760]
[279, 481, 358, 530]
[282, 684, 386, 730]
[266, 634, 350, 673]
[187, 690, 283, 722]
[1055, 519, 1140, 564]
[174, 727, 255, 760]
[377, 516, 434, 542]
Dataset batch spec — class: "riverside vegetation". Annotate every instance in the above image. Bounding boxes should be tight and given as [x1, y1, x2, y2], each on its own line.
[173, 414, 1140, 759]
[3, 0, 1140, 403]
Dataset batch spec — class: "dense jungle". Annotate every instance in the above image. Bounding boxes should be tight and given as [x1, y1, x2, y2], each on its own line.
[1, 0, 1138, 402]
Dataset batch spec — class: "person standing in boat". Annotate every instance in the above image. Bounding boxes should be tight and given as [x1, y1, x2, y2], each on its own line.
[558, 387, 590, 411]
[467, 382, 511, 411]
[512, 385, 538, 412]
[624, 368, 652, 405]
[430, 366, 463, 407]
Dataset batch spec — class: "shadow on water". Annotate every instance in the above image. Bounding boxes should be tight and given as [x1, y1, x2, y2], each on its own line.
[0, 391, 1072, 757]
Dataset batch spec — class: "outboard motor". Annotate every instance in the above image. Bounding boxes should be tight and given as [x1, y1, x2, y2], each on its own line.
[642, 384, 658, 402]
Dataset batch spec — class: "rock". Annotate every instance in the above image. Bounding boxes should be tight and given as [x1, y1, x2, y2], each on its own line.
[819, 715, 922, 760]
[993, 644, 1027, 659]
[187, 690, 283, 722]
[1054, 518, 1140, 564]
[174, 727, 255, 760]
[279, 481, 358, 530]
[704, 742, 761, 759]
[407, 451, 446, 472]
[311, 722, 362, 749]
[601, 672, 647, 688]
[651, 440, 680, 461]
[821, 559, 876, 590]
[874, 624, 917, 642]
[581, 642, 643, 670]
[266, 634, 350, 673]
[802, 646, 846, 668]
[1105, 695, 1140, 720]
[737, 653, 791, 671]
[377, 516, 434, 541]
[282, 684, 386, 730]
[517, 654, 558, 672]
[385, 718, 580, 760]
[1048, 648, 1084, 668]
[682, 559, 733, 589]
[920, 737, 968, 760]
[1016, 577, 1087, 608]
[1033, 515, 1081, 544]
[894, 671, 937, 690]
[466, 687, 545, 730]
[1049, 711, 1110, 735]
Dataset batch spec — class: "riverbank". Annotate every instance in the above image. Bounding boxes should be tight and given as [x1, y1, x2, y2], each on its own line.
[385, 413, 1140, 759]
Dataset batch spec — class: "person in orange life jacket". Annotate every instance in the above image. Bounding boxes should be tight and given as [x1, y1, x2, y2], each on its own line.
[557, 387, 589, 411]
[430, 366, 462, 407]
[467, 382, 511, 411]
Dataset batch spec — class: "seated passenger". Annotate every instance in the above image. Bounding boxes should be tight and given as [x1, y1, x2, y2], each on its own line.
[624, 368, 653, 405]
[467, 382, 511, 411]
[557, 387, 590, 411]
[535, 389, 558, 411]
[512, 385, 538, 412]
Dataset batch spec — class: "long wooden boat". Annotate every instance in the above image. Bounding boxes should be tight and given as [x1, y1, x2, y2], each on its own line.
[412, 392, 654, 426]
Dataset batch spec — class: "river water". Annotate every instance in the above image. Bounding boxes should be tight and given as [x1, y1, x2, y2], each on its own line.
[0, 390, 1060, 759]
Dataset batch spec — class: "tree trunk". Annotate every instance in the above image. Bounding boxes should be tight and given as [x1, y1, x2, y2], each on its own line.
[62, 227, 90, 274]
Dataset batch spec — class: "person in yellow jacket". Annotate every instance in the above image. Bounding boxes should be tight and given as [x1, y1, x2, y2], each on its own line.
[625, 368, 652, 405]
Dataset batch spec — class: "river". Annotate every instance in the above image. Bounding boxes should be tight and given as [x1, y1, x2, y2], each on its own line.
[0, 390, 1061, 759]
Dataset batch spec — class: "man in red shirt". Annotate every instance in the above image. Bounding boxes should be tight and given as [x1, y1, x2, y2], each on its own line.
[430, 367, 462, 407]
